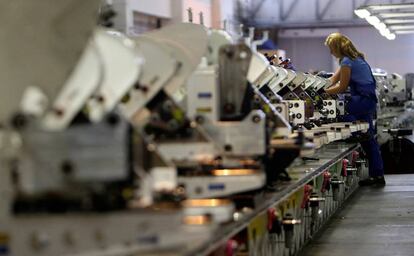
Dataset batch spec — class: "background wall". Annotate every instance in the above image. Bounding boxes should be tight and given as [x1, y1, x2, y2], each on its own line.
[247, 0, 403, 25]
[278, 36, 332, 73]
[111, 0, 414, 75]
[278, 27, 414, 75]
[339, 27, 414, 75]
[113, 0, 235, 33]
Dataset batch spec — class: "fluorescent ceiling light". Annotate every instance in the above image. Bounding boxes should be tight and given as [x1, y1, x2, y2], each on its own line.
[366, 15, 381, 25]
[354, 8, 371, 18]
[379, 13, 414, 18]
[395, 30, 414, 34]
[355, 3, 414, 40]
[389, 25, 414, 30]
[386, 33, 396, 40]
[384, 18, 414, 24]
[374, 22, 387, 30]
[366, 3, 414, 11]
[379, 28, 391, 36]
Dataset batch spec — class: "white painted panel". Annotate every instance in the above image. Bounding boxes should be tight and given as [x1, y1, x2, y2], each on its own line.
[128, 0, 172, 18]
[279, 28, 338, 38]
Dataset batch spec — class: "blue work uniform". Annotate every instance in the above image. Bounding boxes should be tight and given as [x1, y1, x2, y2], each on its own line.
[341, 56, 384, 177]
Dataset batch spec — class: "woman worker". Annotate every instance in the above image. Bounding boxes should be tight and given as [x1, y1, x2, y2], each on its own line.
[324, 32, 385, 186]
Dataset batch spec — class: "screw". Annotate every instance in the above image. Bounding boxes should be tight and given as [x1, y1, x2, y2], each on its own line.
[252, 115, 261, 123]
[224, 144, 233, 152]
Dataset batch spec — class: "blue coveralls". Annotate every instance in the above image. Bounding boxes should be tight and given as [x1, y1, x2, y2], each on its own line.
[340, 57, 384, 177]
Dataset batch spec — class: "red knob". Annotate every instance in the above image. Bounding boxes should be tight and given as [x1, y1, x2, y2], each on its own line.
[226, 240, 238, 256]
[342, 159, 349, 177]
[352, 151, 359, 166]
[267, 208, 276, 230]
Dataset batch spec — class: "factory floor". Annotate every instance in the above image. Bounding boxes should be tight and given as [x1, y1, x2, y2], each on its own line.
[300, 174, 414, 256]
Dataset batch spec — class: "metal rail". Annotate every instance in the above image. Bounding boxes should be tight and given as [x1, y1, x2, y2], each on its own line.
[184, 142, 360, 256]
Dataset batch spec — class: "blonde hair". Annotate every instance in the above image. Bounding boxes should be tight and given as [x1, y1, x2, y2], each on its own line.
[325, 33, 365, 60]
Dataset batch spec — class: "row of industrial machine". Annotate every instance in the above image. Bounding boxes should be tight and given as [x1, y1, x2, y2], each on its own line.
[1, 1, 409, 255]
[374, 71, 414, 174]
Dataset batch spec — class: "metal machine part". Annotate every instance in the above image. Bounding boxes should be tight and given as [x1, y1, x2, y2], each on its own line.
[13, 118, 133, 213]
[182, 144, 369, 256]
[199, 111, 267, 156]
[186, 65, 219, 122]
[282, 213, 301, 249]
[322, 100, 337, 119]
[384, 73, 408, 105]
[266, 66, 289, 95]
[0, 19, 212, 255]
[0, 5, 381, 254]
[182, 199, 235, 223]
[40, 33, 103, 131]
[142, 23, 209, 106]
[0, 0, 100, 126]
[287, 100, 306, 125]
[7, 210, 207, 256]
[43, 29, 144, 130]
[87, 30, 143, 122]
[330, 175, 345, 201]
[218, 44, 252, 120]
[309, 192, 325, 226]
[178, 169, 266, 199]
[336, 99, 346, 116]
[206, 29, 233, 65]
[118, 37, 178, 120]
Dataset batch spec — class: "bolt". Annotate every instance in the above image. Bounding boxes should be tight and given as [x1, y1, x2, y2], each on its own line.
[61, 160, 75, 176]
[10, 113, 27, 129]
[195, 115, 204, 124]
[252, 115, 261, 123]
[53, 108, 65, 117]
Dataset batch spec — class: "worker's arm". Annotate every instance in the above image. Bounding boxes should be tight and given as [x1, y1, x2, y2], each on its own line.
[325, 66, 351, 95]
[329, 68, 340, 85]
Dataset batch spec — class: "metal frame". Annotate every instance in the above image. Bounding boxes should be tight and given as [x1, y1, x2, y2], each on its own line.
[183, 142, 361, 256]
[280, 0, 300, 21]
[249, 0, 267, 20]
[316, 0, 337, 20]
[236, 0, 410, 27]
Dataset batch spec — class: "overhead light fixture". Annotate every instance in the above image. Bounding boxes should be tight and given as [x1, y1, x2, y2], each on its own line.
[379, 13, 414, 18]
[386, 33, 396, 40]
[355, 3, 414, 40]
[389, 25, 414, 30]
[383, 18, 414, 24]
[379, 28, 391, 37]
[374, 22, 387, 30]
[366, 15, 381, 25]
[365, 3, 414, 11]
[395, 30, 414, 34]
[354, 8, 371, 18]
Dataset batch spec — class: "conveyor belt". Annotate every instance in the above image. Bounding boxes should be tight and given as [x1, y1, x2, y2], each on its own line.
[300, 174, 414, 256]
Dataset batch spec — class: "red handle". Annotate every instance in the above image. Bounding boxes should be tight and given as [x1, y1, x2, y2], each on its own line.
[352, 151, 359, 166]
[301, 184, 312, 209]
[321, 171, 331, 193]
[226, 240, 237, 256]
[342, 159, 349, 177]
[267, 208, 276, 230]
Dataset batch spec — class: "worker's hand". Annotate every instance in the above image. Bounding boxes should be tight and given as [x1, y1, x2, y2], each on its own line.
[324, 87, 334, 95]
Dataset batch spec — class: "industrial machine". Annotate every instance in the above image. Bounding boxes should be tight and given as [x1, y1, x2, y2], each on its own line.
[0, 2, 374, 256]
[374, 71, 414, 174]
